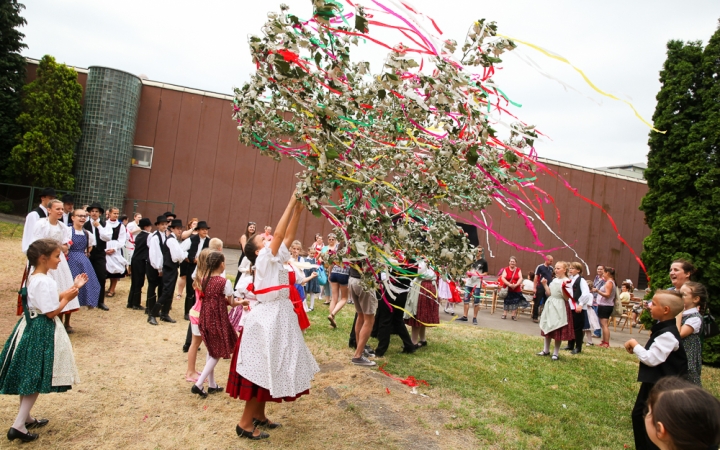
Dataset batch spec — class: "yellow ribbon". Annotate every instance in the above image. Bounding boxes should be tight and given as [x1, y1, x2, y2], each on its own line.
[499, 33, 666, 134]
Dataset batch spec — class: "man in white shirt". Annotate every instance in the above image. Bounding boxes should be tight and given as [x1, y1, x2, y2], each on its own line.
[61, 194, 74, 226]
[83, 202, 112, 310]
[148, 218, 188, 325]
[21, 187, 56, 254]
[180, 221, 210, 320]
[146, 215, 168, 318]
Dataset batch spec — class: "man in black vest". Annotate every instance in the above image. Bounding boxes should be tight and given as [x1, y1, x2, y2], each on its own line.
[147, 216, 169, 317]
[624, 291, 687, 450]
[61, 194, 74, 226]
[127, 218, 152, 310]
[180, 221, 210, 320]
[148, 219, 187, 325]
[21, 187, 56, 254]
[84, 202, 112, 311]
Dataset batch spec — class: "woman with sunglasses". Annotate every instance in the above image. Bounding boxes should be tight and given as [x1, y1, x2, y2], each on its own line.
[234, 222, 257, 289]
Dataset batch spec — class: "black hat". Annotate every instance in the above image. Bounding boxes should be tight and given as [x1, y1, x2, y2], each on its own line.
[155, 215, 169, 225]
[169, 219, 183, 229]
[196, 221, 210, 230]
[61, 194, 74, 204]
[86, 202, 104, 214]
[139, 218, 152, 228]
[163, 211, 176, 219]
[39, 187, 56, 198]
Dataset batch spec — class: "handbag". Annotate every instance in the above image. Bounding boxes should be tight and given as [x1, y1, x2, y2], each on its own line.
[317, 266, 328, 286]
[702, 308, 719, 340]
[611, 286, 623, 318]
[497, 267, 518, 300]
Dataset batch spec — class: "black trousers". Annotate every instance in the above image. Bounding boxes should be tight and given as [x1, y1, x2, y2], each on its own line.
[146, 262, 163, 314]
[127, 258, 147, 308]
[157, 266, 178, 316]
[89, 254, 107, 307]
[184, 262, 197, 315]
[349, 313, 358, 348]
[632, 382, 660, 450]
[374, 291, 414, 357]
[532, 290, 547, 320]
[567, 310, 587, 351]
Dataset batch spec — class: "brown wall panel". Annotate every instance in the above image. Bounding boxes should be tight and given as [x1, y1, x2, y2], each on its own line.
[146, 89, 183, 200]
[167, 93, 203, 222]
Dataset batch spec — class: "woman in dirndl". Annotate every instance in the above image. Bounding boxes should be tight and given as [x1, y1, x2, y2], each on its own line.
[227, 193, 319, 441]
[500, 256, 523, 321]
[0, 239, 84, 443]
[66, 208, 101, 310]
[536, 261, 574, 361]
[404, 260, 438, 347]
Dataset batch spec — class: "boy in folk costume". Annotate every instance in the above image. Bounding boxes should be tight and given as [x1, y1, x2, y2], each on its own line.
[61, 195, 74, 227]
[21, 187, 56, 254]
[126, 218, 152, 310]
[83, 203, 112, 311]
[180, 221, 210, 320]
[148, 219, 187, 325]
[624, 290, 688, 450]
[146, 216, 168, 317]
[104, 207, 128, 298]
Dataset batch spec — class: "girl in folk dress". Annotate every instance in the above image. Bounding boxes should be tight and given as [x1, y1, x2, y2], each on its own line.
[0, 239, 85, 443]
[679, 281, 706, 386]
[191, 251, 244, 397]
[228, 192, 319, 440]
[404, 260, 438, 347]
[104, 207, 128, 297]
[537, 261, 574, 361]
[438, 274, 453, 315]
[302, 245, 321, 312]
[29, 199, 80, 332]
[66, 209, 101, 311]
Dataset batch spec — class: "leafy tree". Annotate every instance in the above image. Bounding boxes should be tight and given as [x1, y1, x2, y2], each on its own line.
[641, 23, 720, 364]
[0, 0, 27, 173]
[5, 55, 83, 189]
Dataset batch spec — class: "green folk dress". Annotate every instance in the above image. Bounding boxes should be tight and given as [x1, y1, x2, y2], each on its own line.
[0, 274, 79, 395]
[681, 310, 703, 386]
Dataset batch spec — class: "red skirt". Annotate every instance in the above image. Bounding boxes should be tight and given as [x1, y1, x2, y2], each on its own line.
[226, 330, 310, 403]
[405, 280, 439, 326]
[541, 299, 576, 341]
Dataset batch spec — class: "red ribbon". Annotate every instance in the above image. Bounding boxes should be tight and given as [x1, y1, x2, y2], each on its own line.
[246, 284, 292, 295]
[378, 364, 429, 388]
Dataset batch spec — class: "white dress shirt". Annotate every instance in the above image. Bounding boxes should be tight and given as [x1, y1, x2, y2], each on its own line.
[633, 332, 680, 367]
[180, 236, 207, 261]
[21, 205, 48, 254]
[88, 220, 113, 244]
[62, 212, 72, 226]
[571, 274, 594, 310]
[148, 232, 165, 271]
[165, 235, 188, 265]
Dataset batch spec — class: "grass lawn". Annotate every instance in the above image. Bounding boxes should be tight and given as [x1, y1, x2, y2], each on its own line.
[0, 221, 718, 449]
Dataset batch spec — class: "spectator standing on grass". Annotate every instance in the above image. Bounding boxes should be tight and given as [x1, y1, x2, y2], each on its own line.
[532, 255, 554, 323]
[593, 266, 617, 348]
[591, 265, 606, 337]
[565, 262, 593, 354]
[679, 281, 707, 386]
[458, 247, 488, 325]
[624, 290, 687, 450]
[327, 233, 350, 328]
[233, 222, 256, 289]
[21, 187, 56, 254]
[348, 263, 378, 366]
[668, 259, 695, 291]
[500, 256, 523, 321]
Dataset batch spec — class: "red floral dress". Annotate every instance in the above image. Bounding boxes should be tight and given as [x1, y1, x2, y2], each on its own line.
[198, 276, 237, 359]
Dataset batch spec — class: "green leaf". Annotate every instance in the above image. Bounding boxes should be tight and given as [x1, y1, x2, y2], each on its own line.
[312, 207, 322, 218]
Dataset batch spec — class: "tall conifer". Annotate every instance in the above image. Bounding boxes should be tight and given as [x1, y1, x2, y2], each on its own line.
[0, 0, 27, 173]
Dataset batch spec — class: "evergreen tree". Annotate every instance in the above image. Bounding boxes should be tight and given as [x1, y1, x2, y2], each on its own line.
[5, 55, 83, 189]
[641, 24, 720, 363]
[0, 0, 27, 173]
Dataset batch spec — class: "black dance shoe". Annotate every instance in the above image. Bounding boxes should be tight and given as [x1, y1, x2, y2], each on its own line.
[132, 305, 144, 311]
[97, 303, 110, 311]
[147, 315, 158, 326]
[207, 386, 224, 394]
[7, 427, 39, 442]
[191, 385, 208, 398]
[160, 315, 176, 323]
[253, 418, 282, 429]
[236, 425, 269, 440]
[25, 418, 49, 429]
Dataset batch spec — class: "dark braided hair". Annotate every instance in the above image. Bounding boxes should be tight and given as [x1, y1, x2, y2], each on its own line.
[200, 251, 225, 293]
[244, 235, 264, 265]
[683, 281, 708, 313]
[27, 239, 61, 267]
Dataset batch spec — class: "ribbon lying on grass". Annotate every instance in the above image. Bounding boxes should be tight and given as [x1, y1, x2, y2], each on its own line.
[378, 364, 429, 388]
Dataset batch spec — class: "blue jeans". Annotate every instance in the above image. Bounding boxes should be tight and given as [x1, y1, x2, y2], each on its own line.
[463, 286, 481, 304]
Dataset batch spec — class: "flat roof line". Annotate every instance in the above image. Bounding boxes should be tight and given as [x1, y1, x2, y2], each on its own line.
[538, 157, 647, 184]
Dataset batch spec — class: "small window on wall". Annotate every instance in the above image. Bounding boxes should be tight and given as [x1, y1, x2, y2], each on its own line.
[131, 145, 153, 168]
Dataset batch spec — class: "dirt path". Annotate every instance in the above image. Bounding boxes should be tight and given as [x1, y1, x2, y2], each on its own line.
[0, 238, 482, 449]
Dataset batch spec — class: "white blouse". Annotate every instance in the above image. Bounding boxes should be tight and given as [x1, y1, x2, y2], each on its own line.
[254, 243, 291, 303]
[27, 273, 60, 314]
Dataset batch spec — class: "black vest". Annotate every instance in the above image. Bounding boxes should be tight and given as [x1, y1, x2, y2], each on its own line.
[161, 234, 179, 271]
[32, 206, 47, 218]
[132, 231, 149, 263]
[110, 223, 123, 241]
[187, 234, 210, 262]
[84, 222, 107, 257]
[572, 277, 582, 302]
[637, 319, 688, 383]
